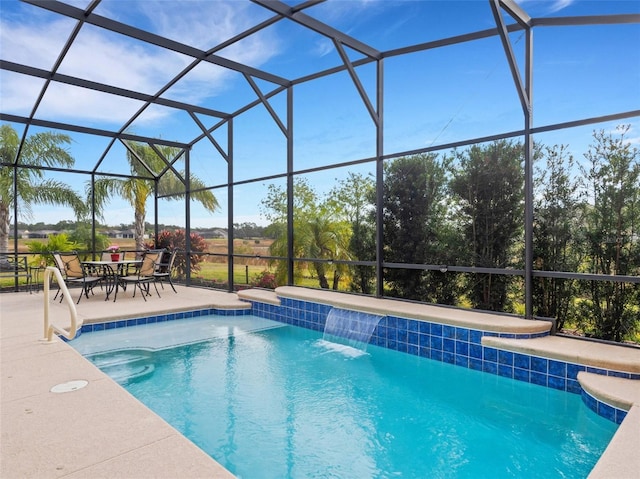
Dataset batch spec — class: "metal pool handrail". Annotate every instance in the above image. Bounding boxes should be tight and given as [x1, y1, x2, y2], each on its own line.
[42, 266, 81, 342]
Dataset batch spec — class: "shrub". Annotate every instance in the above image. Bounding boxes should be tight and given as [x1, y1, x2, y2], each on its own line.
[251, 270, 277, 289]
[148, 229, 208, 278]
[26, 233, 82, 266]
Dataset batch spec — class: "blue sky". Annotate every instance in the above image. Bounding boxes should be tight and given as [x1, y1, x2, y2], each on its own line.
[1, 0, 639, 228]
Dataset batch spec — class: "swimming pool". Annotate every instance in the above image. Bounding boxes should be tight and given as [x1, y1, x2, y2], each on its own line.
[71, 314, 617, 479]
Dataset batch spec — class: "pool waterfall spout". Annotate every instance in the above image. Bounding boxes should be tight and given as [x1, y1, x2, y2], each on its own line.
[323, 308, 383, 351]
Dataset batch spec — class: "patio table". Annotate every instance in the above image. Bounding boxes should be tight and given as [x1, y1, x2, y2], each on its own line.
[82, 259, 141, 302]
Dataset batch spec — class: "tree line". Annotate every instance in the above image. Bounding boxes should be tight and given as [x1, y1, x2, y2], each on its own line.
[260, 126, 639, 343]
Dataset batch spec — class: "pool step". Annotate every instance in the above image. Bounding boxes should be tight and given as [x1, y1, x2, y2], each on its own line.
[88, 350, 155, 384]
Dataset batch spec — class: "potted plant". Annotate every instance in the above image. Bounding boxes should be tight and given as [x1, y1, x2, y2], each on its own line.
[107, 245, 120, 262]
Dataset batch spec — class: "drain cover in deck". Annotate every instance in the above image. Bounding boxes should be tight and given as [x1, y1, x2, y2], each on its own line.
[50, 380, 88, 393]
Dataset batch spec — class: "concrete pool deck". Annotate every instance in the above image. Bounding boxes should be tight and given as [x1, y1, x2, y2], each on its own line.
[1, 285, 239, 478]
[2, 285, 639, 478]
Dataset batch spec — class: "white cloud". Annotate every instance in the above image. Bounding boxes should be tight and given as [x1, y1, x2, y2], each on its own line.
[548, 0, 575, 14]
[516, 0, 576, 15]
[313, 38, 335, 58]
[0, 1, 281, 126]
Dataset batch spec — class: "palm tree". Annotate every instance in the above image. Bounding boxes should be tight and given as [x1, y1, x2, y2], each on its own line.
[263, 179, 352, 289]
[91, 142, 218, 251]
[0, 124, 87, 256]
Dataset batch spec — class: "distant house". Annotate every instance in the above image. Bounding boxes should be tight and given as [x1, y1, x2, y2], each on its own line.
[198, 228, 228, 239]
[105, 229, 136, 239]
[16, 230, 55, 239]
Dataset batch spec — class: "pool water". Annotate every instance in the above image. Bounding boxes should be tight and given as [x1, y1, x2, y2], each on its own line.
[72, 315, 617, 479]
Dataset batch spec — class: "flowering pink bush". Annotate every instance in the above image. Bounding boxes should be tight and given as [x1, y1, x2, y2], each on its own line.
[251, 270, 277, 289]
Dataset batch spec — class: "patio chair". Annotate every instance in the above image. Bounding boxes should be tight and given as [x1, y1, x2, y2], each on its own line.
[0, 255, 32, 293]
[154, 249, 178, 293]
[52, 251, 104, 304]
[119, 249, 163, 301]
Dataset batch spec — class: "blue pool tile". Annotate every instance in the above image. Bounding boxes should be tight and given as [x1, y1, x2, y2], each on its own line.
[530, 371, 547, 387]
[598, 402, 616, 423]
[455, 355, 469, 368]
[397, 330, 408, 343]
[455, 341, 469, 357]
[408, 319, 419, 333]
[513, 368, 529, 383]
[136, 317, 147, 325]
[407, 344, 419, 356]
[567, 379, 582, 394]
[608, 370, 631, 379]
[419, 346, 430, 358]
[513, 353, 530, 370]
[387, 316, 397, 329]
[498, 351, 513, 366]
[116, 320, 126, 328]
[498, 364, 513, 378]
[408, 332, 419, 345]
[443, 351, 455, 364]
[443, 325, 455, 339]
[469, 358, 483, 371]
[430, 323, 443, 336]
[469, 344, 483, 359]
[483, 347, 497, 363]
[419, 334, 430, 348]
[586, 366, 607, 376]
[388, 339, 398, 351]
[567, 363, 585, 379]
[126, 319, 137, 327]
[548, 375, 566, 391]
[430, 336, 443, 351]
[105, 321, 116, 330]
[419, 321, 430, 334]
[483, 361, 498, 375]
[443, 339, 455, 353]
[455, 327, 469, 342]
[431, 350, 443, 362]
[531, 357, 548, 374]
[549, 360, 567, 378]
[469, 330, 483, 344]
[582, 391, 597, 412]
[615, 410, 627, 425]
[397, 317, 408, 332]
